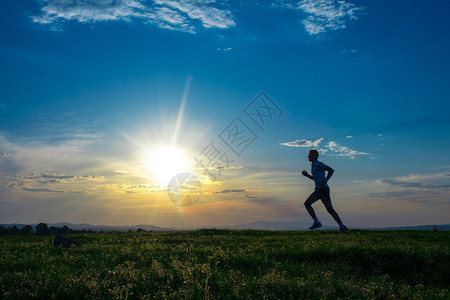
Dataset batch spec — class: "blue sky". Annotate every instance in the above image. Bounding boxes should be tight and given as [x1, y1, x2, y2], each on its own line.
[0, 0, 449, 228]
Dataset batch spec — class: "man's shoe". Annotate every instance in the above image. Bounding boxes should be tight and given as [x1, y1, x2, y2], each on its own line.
[309, 222, 322, 230]
[339, 226, 349, 234]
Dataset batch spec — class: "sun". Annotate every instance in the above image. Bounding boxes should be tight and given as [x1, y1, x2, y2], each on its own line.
[145, 146, 190, 186]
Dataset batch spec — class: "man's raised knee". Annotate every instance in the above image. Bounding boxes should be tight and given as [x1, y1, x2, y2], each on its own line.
[304, 201, 311, 208]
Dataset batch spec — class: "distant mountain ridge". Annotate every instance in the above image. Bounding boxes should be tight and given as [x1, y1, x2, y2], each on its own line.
[1, 222, 449, 231]
[370, 224, 450, 231]
[214, 221, 336, 230]
[212, 222, 450, 231]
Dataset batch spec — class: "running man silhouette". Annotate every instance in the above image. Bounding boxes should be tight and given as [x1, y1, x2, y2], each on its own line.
[302, 149, 349, 233]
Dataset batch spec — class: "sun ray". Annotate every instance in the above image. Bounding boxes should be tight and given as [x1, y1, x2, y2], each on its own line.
[171, 75, 192, 147]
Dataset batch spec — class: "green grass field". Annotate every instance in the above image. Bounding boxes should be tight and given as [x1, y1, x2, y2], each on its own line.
[0, 230, 448, 299]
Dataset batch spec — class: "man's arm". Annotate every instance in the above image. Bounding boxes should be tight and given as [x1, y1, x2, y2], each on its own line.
[320, 165, 334, 186]
[302, 170, 314, 181]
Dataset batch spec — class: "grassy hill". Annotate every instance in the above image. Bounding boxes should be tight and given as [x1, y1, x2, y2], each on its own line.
[0, 230, 448, 299]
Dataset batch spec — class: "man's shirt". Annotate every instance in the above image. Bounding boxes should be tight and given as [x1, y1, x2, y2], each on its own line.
[311, 160, 329, 190]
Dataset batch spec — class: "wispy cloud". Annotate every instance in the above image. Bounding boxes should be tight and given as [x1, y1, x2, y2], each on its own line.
[362, 190, 445, 206]
[358, 172, 450, 206]
[1, 171, 174, 194]
[279, 138, 370, 159]
[246, 197, 280, 204]
[279, 138, 323, 148]
[0, 132, 106, 175]
[21, 187, 64, 193]
[0, 132, 124, 195]
[112, 183, 164, 193]
[273, 0, 363, 35]
[433, 165, 450, 170]
[324, 141, 370, 159]
[378, 173, 450, 189]
[364, 190, 428, 199]
[155, 0, 235, 29]
[379, 179, 450, 189]
[298, 0, 363, 35]
[1, 173, 107, 193]
[32, 0, 141, 24]
[32, 0, 236, 33]
[214, 189, 246, 194]
[31, 0, 362, 36]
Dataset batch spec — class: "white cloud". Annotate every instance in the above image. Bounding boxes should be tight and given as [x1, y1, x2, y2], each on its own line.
[362, 190, 443, 205]
[318, 148, 328, 154]
[273, 0, 363, 35]
[279, 138, 323, 148]
[0, 132, 111, 193]
[155, 0, 235, 29]
[32, 0, 236, 33]
[378, 173, 450, 189]
[0, 131, 110, 177]
[213, 189, 246, 194]
[279, 137, 370, 159]
[325, 140, 370, 159]
[1, 172, 107, 193]
[434, 165, 450, 170]
[151, 6, 195, 33]
[32, 0, 142, 24]
[32, 1, 364, 36]
[361, 172, 450, 205]
[299, 0, 363, 35]
[0, 131, 166, 194]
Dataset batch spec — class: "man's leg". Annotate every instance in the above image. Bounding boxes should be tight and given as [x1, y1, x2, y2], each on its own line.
[304, 193, 322, 229]
[304, 193, 320, 220]
[323, 200, 343, 225]
[322, 197, 348, 233]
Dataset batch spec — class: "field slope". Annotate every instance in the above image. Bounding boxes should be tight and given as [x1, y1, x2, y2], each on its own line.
[0, 230, 448, 299]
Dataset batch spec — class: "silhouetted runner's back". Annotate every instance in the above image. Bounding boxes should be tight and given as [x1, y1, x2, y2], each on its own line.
[302, 149, 348, 233]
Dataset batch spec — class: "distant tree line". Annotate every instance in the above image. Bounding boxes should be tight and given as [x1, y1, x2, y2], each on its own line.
[0, 223, 98, 236]
[0, 224, 149, 236]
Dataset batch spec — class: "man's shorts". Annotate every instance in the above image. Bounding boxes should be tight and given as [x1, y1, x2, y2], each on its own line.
[311, 187, 332, 204]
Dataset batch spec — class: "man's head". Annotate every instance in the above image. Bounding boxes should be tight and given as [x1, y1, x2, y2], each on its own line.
[308, 149, 319, 162]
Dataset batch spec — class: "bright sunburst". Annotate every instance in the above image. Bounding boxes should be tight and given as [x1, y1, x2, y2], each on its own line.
[145, 146, 190, 186]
